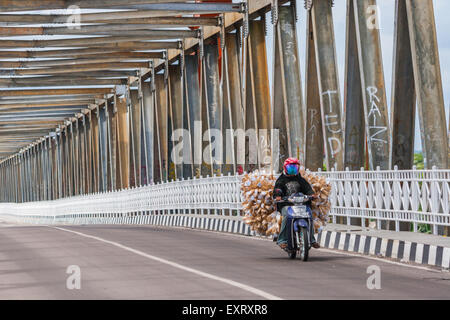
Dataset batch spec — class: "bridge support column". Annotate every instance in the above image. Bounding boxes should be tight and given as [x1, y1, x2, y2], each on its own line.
[344, 0, 365, 171]
[203, 40, 223, 176]
[185, 54, 203, 178]
[169, 64, 185, 180]
[352, 0, 390, 170]
[129, 89, 141, 186]
[223, 33, 244, 175]
[98, 105, 108, 191]
[390, 0, 416, 171]
[155, 73, 169, 182]
[309, 0, 344, 171]
[405, 0, 448, 169]
[141, 79, 156, 184]
[115, 94, 130, 189]
[91, 105, 100, 193]
[305, 10, 324, 172]
[246, 19, 272, 172]
[272, 5, 306, 173]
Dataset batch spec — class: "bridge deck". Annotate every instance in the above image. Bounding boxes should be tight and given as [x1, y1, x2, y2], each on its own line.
[0, 224, 448, 299]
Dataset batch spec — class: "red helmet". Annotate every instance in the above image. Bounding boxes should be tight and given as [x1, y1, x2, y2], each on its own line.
[283, 157, 300, 175]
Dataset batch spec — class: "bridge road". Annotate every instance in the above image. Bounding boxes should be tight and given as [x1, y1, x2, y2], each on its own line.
[0, 224, 449, 300]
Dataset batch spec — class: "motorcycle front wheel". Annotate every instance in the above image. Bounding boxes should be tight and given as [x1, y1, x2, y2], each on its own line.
[299, 227, 309, 261]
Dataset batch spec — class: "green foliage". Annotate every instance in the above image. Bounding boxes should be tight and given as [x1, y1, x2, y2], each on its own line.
[414, 153, 425, 169]
[411, 223, 432, 234]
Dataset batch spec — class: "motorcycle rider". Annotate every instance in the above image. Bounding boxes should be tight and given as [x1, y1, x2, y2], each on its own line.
[273, 157, 320, 250]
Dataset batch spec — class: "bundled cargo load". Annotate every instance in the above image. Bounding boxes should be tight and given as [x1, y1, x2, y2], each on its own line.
[241, 169, 332, 236]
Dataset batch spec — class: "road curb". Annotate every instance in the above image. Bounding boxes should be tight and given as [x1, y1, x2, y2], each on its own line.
[121, 213, 450, 269]
[317, 230, 450, 269]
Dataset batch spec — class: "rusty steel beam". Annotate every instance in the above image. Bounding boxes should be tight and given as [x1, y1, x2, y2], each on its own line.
[0, 36, 182, 48]
[223, 33, 243, 175]
[0, 26, 198, 38]
[6, 71, 138, 79]
[304, 10, 324, 172]
[141, 80, 155, 184]
[0, 88, 113, 97]
[310, 0, 344, 171]
[353, 0, 390, 170]
[155, 73, 169, 182]
[272, 5, 305, 171]
[0, 79, 126, 88]
[0, 14, 216, 25]
[0, 101, 93, 108]
[0, 50, 163, 60]
[247, 20, 272, 171]
[169, 64, 184, 180]
[0, 0, 189, 12]
[390, 0, 416, 170]
[406, 0, 448, 169]
[0, 57, 153, 69]
[1, 62, 149, 76]
[344, 0, 365, 170]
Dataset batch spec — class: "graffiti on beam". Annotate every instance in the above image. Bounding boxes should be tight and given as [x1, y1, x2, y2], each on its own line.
[321, 90, 342, 158]
[307, 108, 318, 147]
[366, 86, 387, 146]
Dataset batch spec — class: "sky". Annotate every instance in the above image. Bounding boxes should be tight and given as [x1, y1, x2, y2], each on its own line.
[266, 0, 450, 152]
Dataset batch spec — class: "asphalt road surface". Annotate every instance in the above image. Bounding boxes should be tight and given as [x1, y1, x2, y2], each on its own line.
[0, 224, 449, 299]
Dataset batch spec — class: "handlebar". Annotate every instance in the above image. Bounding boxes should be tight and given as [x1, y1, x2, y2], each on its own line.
[274, 195, 315, 204]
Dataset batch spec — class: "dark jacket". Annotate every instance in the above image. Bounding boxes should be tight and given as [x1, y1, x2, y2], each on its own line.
[273, 173, 314, 209]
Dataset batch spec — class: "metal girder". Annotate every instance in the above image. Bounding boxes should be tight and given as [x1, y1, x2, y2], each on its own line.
[0, 26, 199, 37]
[223, 33, 243, 175]
[168, 64, 184, 180]
[141, 81, 155, 184]
[390, 0, 416, 170]
[6, 71, 138, 80]
[203, 41, 222, 176]
[247, 20, 271, 171]
[272, 5, 305, 172]
[0, 0, 190, 12]
[1, 62, 149, 76]
[155, 73, 169, 182]
[344, 0, 365, 170]
[129, 89, 141, 186]
[310, 0, 344, 171]
[185, 54, 202, 178]
[0, 58, 153, 69]
[0, 14, 218, 26]
[116, 95, 130, 189]
[304, 10, 324, 172]
[0, 79, 126, 88]
[120, 3, 244, 12]
[405, 0, 448, 169]
[0, 88, 113, 97]
[0, 49, 164, 59]
[352, 0, 390, 170]
[0, 37, 181, 48]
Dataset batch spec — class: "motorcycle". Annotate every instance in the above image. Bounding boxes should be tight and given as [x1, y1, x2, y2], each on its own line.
[275, 192, 315, 261]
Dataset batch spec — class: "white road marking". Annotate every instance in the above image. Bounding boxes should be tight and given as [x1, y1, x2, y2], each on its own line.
[52, 226, 282, 300]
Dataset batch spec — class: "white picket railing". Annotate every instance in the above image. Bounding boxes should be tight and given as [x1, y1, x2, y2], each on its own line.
[0, 168, 449, 235]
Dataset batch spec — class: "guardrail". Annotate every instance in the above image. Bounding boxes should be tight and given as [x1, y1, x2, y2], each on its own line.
[0, 167, 449, 235]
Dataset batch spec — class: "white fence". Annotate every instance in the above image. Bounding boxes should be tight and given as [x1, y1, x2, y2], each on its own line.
[0, 168, 449, 235]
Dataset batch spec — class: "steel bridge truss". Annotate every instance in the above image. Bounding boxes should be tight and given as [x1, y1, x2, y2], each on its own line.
[0, 0, 448, 203]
